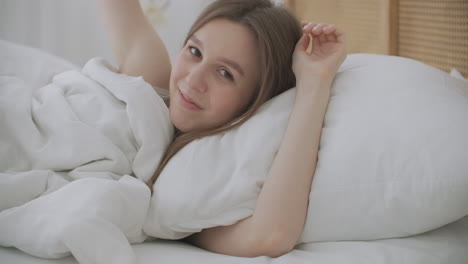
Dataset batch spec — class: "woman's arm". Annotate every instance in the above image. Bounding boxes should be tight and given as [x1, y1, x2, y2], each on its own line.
[97, 0, 171, 89]
[186, 23, 346, 258]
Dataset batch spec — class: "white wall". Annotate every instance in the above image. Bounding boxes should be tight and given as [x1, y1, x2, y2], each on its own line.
[0, 0, 113, 66]
[0, 0, 214, 67]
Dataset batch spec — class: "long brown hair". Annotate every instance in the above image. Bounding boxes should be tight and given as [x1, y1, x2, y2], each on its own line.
[147, 0, 302, 189]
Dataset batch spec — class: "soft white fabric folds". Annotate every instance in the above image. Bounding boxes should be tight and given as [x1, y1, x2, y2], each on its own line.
[0, 56, 172, 183]
[0, 53, 173, 264]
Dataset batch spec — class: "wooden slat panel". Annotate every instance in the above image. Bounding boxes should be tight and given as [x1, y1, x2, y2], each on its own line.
[285, 0, 468, 77]
[287, 0, 394, 55]
[397, 0, 468, 77]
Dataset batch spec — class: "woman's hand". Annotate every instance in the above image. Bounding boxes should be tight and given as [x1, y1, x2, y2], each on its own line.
[292, 22, 347, 86]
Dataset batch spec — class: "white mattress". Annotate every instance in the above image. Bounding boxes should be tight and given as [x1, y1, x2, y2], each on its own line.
[1, 216, 467, 264]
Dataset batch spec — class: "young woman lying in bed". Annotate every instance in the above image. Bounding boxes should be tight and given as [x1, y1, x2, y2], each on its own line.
[98, 0, 346, 257]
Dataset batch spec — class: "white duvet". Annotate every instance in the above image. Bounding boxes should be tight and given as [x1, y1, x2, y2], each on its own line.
[0, 56, 173, 264]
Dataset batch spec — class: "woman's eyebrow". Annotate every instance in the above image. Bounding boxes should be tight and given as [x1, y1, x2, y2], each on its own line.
[190, 35, 245, 77]
[218, 57, 245, 77]
[190, 35, 204, 48]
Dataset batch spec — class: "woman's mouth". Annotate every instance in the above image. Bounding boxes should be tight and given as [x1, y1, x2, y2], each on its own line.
[178, 89, 202, 111]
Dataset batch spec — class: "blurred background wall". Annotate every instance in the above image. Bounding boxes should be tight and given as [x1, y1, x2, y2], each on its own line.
[0, 0, 216, 67]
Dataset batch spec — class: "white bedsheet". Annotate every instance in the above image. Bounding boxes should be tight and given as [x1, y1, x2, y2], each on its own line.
[0, 40, 173, 264]
[1, 216, 467, 264]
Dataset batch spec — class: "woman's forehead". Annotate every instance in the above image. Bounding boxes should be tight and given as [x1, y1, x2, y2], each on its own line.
[191, 19, 259, 71]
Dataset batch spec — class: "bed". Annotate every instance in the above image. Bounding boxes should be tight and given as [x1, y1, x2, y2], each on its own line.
[1, 216, 468, 264]
[1, 0, 468, 263]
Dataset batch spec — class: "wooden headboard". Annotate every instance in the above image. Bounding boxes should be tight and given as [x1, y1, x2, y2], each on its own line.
[284, 0, 468, 77]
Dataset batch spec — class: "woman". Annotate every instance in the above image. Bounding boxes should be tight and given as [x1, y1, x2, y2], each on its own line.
[98, 0, 346, 258]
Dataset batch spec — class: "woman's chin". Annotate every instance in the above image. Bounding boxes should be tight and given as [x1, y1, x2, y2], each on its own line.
[170, 114, 194, 134]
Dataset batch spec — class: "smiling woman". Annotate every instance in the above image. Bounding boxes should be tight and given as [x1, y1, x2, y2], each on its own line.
[2, 0, 468, 262]
[98, 0, 346, 258]
[169, 19, 260, 132]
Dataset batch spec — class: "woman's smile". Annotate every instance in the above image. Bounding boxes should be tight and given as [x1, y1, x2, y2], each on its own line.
[177, 89, 203, 111]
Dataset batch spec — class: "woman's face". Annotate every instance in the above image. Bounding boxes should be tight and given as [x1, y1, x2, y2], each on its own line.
[169, 18, 260, 133]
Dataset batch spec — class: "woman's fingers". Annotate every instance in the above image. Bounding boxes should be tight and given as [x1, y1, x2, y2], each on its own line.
[311, 23, 327, 35]
[323, 24, 335, 34]
[295, 33, 311, 51]
[324, 25, 337, 42]
[302, 22, 318, 34]
[334, 27, 346, 43]
[304, 23, 334, 38]
[302, 22, 343, 46]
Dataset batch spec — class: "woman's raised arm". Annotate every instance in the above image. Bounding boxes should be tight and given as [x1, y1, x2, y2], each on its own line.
[186, 23, 347, 258]
[97, 0, 171, 89]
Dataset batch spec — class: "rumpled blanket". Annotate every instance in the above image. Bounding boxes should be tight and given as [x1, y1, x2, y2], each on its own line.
[0, 57, 173, 264]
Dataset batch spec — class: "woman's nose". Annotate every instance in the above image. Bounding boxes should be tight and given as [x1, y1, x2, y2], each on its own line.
[186, 65, 208, 93]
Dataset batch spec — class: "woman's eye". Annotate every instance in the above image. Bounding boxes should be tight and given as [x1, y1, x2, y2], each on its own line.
[219, 69, 234, 81]
[189, 46, 201, 57]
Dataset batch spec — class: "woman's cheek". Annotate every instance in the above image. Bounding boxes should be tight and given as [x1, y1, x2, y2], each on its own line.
[217, 90, 244, 118]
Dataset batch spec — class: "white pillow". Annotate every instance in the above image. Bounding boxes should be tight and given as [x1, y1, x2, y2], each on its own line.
[300, 54, 468, 242]
[144, 88, 295, 239]
[144, 54, 468, 242]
